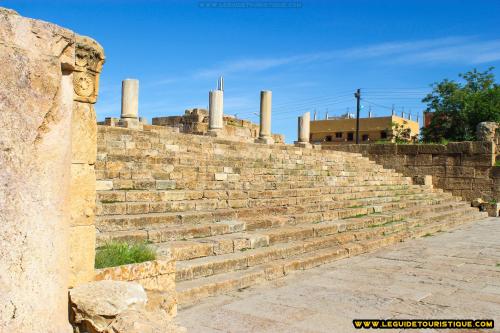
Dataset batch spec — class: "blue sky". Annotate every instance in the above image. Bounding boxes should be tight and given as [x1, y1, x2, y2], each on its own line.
[4, 0, 500, 142]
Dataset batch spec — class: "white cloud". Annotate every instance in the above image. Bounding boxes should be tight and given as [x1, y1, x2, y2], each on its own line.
[192, 36, 500, 77]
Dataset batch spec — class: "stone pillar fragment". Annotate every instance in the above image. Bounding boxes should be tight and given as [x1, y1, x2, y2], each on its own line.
[256, 90, 274, 144]
[121, 79, 139, 119]
[295, 112, 311, 148]
[70, 35, 105, 287]
[208, 90, 223, 133]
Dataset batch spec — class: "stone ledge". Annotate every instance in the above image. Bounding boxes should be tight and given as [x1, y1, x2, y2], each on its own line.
[95, 259, 175, 283]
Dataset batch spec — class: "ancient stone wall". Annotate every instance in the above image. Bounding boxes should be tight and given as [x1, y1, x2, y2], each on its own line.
[94, 259, 177, 317]
[323, 142, 499, 206]
[152, 109, 285, 144]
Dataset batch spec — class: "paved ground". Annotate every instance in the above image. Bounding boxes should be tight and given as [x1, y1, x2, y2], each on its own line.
[177, 218, 500, 333]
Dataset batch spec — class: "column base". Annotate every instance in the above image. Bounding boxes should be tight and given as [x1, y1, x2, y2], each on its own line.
[207, 129, 223, 137]
[294, 141, 312, 148]
[118, 117, 143, 130]
[255, 136, 275, 145]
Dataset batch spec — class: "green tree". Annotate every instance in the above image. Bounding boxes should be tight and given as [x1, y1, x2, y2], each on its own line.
[421, 68, 500, 142]
[390, 121, 412, 143]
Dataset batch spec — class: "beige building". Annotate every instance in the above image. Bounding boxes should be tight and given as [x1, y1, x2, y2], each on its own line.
[310, 115, 420, 144]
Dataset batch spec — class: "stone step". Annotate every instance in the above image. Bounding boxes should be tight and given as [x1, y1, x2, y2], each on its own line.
[96, 185, 437, 216]
[175, 209, 484, 306]
[172, 204, 477, 283]
[158, 200, 466, 263]
[96, 190, 448, 233]
[98, 170, 412, 191]
[97, 183, 424, 203]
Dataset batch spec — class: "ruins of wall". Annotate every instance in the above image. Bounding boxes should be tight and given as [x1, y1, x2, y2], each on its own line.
[323, 142, 500, 206]
[152, 108, 285, 144]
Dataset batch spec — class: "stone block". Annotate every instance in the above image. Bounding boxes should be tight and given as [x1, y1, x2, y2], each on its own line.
[156, 180, 176, 190]
[72, 102, 97, 164]
[397, 144, 418, 155]
[214, 173, 228, 181]
[96, 180, 113, 191]
[69, 225, 96, 287]
[470, 141, 495, 154]
[445, 166, 475, 178]
[418, 144, 447, 154]
[447, 141, 473, 154]
[461, 154, 494, 167]
[70, 163, 96, 226]
[368, 144, 397, 155]
[444, 177, 473, 190]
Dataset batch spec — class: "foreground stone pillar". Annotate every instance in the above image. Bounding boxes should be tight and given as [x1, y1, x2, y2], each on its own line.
[69, 36, 105, 287]
[295, 112, 311, 148]
[0, 7, 75, 332]
[255, 90, 274, 144]
[208, 90, 223, 134]
[121, 79, 139, 119]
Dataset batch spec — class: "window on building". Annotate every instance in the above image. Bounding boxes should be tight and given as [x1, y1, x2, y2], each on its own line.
[335, 132, 342, 138]
[347, 132, 354, 141]
[325, 135, 332, 142]
[362, 134, 369, 141]
[380, 131, 387, 139]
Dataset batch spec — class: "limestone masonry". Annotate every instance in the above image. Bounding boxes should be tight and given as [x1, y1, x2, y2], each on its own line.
[152, 108, 285, 144]
[0, 5, 495, 332]
[325, 141, 500, 216]
[95, 124, 487, 306]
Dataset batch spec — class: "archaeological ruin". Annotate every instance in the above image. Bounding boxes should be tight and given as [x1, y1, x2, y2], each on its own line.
[0, 6, 497, 333]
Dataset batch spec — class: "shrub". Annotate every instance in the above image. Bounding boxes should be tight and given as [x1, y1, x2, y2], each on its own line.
[95, 241, 156, 269]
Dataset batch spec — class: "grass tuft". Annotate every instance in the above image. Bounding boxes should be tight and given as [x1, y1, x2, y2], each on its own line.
[95, 241, 156, 269]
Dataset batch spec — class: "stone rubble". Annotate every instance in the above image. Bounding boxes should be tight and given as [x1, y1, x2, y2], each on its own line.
[69, 280, 185, 333]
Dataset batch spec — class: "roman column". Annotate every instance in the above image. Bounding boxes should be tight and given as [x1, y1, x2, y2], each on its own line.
[256, 90, 274, 144]
[121, 79, 139, 119]
[209, 89, 224, 132]
[295, 112, 311, 148]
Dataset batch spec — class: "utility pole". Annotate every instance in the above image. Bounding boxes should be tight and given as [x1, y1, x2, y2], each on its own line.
[354, 88, 361, 144]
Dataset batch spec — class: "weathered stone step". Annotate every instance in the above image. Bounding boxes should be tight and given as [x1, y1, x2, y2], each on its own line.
[95, 189, 457, 249]
[175, 209, 484, 306]
[155, 198, 454, 260]
[96, 190, 448, 233]
[96, 219, 245, 246]
[100, 146, 379, 166]
[243, 195, 459, 230]
[172, 204, 477, 283]
[98, 169, 412, 191]
[97, 183, 423, 204]
[96, 185, 436, 216]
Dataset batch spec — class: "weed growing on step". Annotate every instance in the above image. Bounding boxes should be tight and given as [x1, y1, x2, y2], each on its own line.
[95, 241, 156, 269]
[423, 233, 433, 237]
[496, 263, 500, 267]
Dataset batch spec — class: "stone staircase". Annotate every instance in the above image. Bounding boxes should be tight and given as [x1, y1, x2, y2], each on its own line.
[96, 125, 488, 306]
